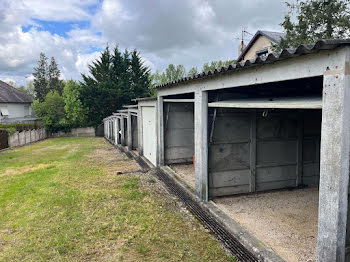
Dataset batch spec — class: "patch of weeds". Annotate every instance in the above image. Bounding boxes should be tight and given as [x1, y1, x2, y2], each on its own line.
[124, 190, 146, 201]
[122, 177, 140, 190]
[136, 242, 150, 255]
[148, 178, 156, 184]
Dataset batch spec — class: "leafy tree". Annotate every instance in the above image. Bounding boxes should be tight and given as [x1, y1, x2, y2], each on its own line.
[32, 91, 66, 132]
[149, 70, 168, 86]
[202, 60, 236, 73]
[16, 81, 35, 98]
[165, 64, 186, 82]
[63, 80, 88, 127]
[33, 52, 48, 102]
[149, 64, 186, 86]
[48, 57, 64, 94]
[187, 67, 199, 77]
[150, 59, 236, 86]
[277, 0, 350, 50]
[6, 80, 17, 87]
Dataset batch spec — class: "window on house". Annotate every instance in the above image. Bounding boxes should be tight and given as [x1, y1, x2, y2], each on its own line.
[0, 106, 9, 116]
[24, 105, 29, 116]
[256, 47, 268, 57]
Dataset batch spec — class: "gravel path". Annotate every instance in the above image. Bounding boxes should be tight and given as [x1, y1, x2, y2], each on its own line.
[215, 187, 319, 262]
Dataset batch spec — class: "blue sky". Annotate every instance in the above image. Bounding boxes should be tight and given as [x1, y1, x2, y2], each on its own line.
[22, 20, 90, 37]
[0, 0, 287, 86]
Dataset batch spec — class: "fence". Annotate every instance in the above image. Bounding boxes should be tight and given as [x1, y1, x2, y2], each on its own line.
[7, 128, 47, 148]
[0, 130, 8, 150]
[50, 127, 95, 137]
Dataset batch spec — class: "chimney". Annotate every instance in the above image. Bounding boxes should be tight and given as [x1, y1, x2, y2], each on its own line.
[238, 40, 246, 56]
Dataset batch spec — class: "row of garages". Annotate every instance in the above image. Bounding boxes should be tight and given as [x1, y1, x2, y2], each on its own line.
[103, 40, 350, 262]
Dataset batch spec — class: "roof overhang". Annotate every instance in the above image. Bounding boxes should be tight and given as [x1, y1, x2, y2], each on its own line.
[208, 96, 322, 109]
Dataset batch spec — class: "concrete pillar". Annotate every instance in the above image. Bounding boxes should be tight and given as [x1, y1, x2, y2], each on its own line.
[114, 117, 119, 145]
[194, 91, 208, 201]
[317, 61, 350, 261]
[127, 111, 132, 150]
[157, 96, 164, 166]
[121, 117, 125, 146]
[115, 117, 119, 145]
[137, 105, 143, 155]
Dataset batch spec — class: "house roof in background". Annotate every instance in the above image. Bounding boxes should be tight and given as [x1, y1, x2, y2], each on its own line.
[259, 30, 285, 43]
[0, 80, 33, 103]
[153, 39, 350, 90]
[237, 30, 285, 62]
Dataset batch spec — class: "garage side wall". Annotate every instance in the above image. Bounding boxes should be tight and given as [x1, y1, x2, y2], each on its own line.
[132, 115, 138, 150]
[209, 109, 251, 196]
[209, 108, 321, 197]
[164, 102, 194, 164]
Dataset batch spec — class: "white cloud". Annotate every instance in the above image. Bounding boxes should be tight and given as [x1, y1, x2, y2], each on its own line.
[0, 0, 286, 86]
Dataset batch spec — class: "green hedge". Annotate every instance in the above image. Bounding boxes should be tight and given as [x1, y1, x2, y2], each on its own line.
[0, 122, 43, 132]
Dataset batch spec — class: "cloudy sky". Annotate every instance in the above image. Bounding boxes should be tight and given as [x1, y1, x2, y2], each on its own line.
[0, 0, 288, 86]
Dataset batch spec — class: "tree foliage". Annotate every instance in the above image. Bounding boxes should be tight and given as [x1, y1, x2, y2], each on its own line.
[16, 81, 35, 98]
[33, 53, 48, 102]
[33, 53, 64, 101]
[32, 91, 66, 132]
[202, 60, 236, 73]
[48, 57, 64, 94]
[277, 0, 350, 50]
[80, 45, 151, 126]
[63, 80, 88, 128]
[150, 59, 236, 86]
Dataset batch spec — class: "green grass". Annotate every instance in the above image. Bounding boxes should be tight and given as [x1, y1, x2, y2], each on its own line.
[0, 137, 237, 261]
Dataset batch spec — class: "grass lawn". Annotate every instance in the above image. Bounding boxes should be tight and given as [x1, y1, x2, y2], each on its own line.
[0, 137, 237, 261]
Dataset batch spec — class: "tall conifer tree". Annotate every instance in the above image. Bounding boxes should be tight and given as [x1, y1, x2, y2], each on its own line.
[33, 52, 48, 102]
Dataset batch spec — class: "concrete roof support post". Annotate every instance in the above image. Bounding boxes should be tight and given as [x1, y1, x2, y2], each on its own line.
[137, 104, 143, 155]
[157, 96, 164, 166]
[114, 117, 119, 145]
[127, 111, 132, 151]
[317, 56, 350, 261]
[121, 117, 125, 146]
[194, 90, 208, 201]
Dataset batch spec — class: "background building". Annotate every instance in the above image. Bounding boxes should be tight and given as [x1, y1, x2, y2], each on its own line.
[0, 80, 37, 124]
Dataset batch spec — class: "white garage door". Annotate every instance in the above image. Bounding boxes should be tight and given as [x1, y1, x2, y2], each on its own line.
[142, 106, 157, 165]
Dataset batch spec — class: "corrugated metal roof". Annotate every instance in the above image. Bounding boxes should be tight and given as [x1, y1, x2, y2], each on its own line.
[123, 105, 138, 108]
[0, 80, 33, 103]
[154, 39, 350, 90]
[132, 97, 157, 102]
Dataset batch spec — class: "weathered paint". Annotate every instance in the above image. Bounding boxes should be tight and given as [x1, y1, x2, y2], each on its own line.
[194, 91, 208, 201]
[317, 52, 350, 262]
[157, 48, 346, 97]
[141, 106, 157, 165]
[164, 102, 194, 164]
[208, 108, 321, 197]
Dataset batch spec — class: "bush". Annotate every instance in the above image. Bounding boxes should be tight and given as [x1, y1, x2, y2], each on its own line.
[32, 91, 67, 133]
[0, 122, 42, 132]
